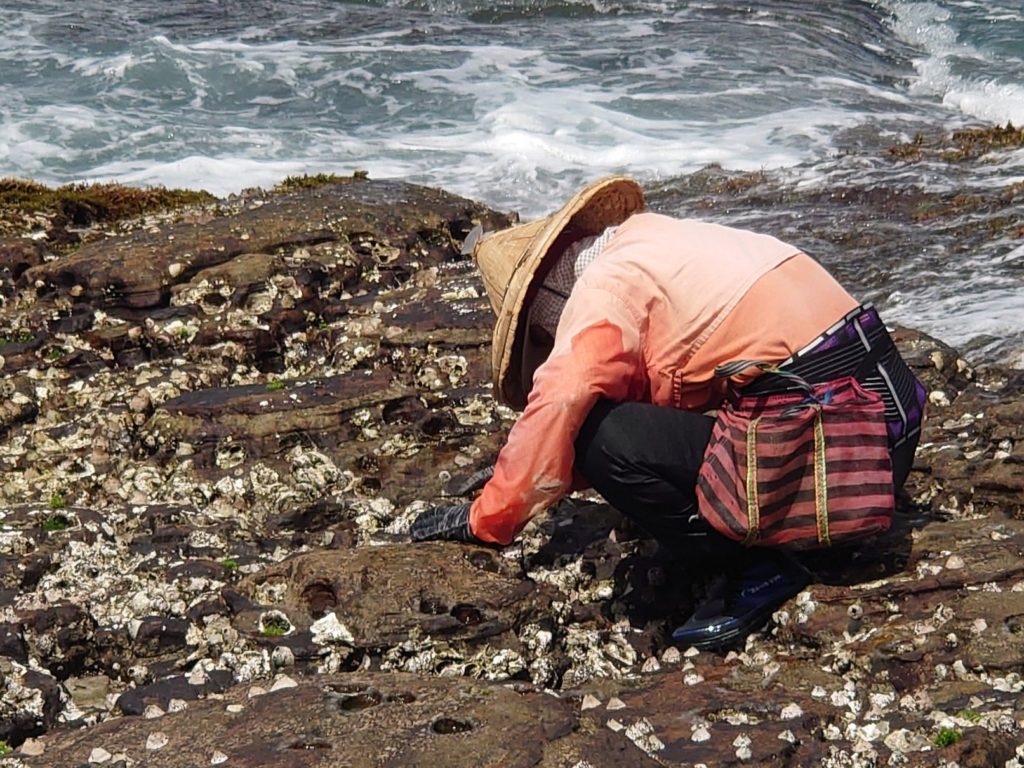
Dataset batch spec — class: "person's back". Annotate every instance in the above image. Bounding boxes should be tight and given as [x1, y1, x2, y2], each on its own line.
[573, 212, 860, 411]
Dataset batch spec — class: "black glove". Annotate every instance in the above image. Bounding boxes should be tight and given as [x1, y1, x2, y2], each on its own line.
[410, 502, 477, 543]
[443, 465, 495, 497]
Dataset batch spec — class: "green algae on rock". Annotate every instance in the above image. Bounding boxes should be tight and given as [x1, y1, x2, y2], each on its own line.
[0, 177, 216, 241]
[887, 122, 1024, 163]
[273, 171, 370, 192]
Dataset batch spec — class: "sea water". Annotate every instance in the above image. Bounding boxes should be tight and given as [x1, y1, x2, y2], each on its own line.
[1, 0, 1022, 363]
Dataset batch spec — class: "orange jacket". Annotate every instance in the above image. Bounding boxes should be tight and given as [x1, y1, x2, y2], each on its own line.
[469, 213, 858, 545]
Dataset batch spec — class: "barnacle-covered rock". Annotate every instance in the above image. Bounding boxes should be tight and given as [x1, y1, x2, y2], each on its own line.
[24, 672, 665, 768]
[0, 659, 63, 746]
[4, 174, 1024, 766]
[234, 544, 563, 656]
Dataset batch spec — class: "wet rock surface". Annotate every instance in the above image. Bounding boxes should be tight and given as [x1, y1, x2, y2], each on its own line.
[1, 174, 1023, 766]
[20, 672, 658, 768]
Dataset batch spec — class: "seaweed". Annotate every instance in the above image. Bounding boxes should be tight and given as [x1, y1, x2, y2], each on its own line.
[274, 170, 370, 192]
[934, 727, 963, 748]
[0, 178, 214, 225]
[888, 122, 1024, 163]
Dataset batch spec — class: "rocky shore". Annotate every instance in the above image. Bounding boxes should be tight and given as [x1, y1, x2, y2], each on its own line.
[1, 173, 1023, 767]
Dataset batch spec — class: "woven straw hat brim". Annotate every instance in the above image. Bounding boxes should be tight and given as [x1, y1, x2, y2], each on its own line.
[473, 176, 645, 408]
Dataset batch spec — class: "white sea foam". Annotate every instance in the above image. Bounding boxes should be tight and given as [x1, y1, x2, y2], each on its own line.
[940, 80, 1024, 126]
[75, 155, 329, 197]
[886, 284, 1024, 357]
[886, 0, 1024, 125]
[1, 0, 1022, 359]
[71, 52, 138, 79]
[0, 1, 993, 208]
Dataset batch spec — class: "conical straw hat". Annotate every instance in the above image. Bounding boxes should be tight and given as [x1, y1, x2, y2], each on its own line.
[473, 176, 645, 408]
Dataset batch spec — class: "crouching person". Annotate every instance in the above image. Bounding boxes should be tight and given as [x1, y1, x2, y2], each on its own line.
[410, 176, 926, 650]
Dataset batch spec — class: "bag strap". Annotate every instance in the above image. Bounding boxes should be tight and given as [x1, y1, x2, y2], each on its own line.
[716, 335, 891, 394]
[714, 359, 816, 398]
[713, 359, 771, 378]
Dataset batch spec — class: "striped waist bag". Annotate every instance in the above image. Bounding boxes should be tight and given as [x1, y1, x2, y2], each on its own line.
[740, 303, 927, 450]
[695, 304, 918, 550]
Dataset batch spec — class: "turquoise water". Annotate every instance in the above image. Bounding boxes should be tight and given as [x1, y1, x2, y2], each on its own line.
[3, 0, 1021, 207]
[1, 0, 1023, 360]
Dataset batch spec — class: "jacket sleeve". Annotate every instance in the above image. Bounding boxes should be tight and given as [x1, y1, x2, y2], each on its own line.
[469, 287, 645, 545]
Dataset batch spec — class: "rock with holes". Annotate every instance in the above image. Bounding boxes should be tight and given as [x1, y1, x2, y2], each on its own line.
[3, 169, 1024, 764]
[234, 544, 565, 667]
[0, 237, 45, 298]
[27, 672, 662, 767]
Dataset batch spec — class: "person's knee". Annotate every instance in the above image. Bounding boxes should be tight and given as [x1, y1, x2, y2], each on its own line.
[574, 400, 649, 481]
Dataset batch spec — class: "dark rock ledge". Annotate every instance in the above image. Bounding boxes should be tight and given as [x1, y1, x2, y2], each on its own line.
[0, 177, 1022, 767]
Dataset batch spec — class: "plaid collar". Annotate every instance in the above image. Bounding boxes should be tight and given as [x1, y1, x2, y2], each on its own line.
[529, 226, 618, 337]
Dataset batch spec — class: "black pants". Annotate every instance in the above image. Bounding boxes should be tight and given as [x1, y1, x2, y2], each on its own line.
[573, 398, 919, 548]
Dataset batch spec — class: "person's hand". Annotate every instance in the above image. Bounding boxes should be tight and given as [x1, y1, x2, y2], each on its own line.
[410, 502, 478, 543]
